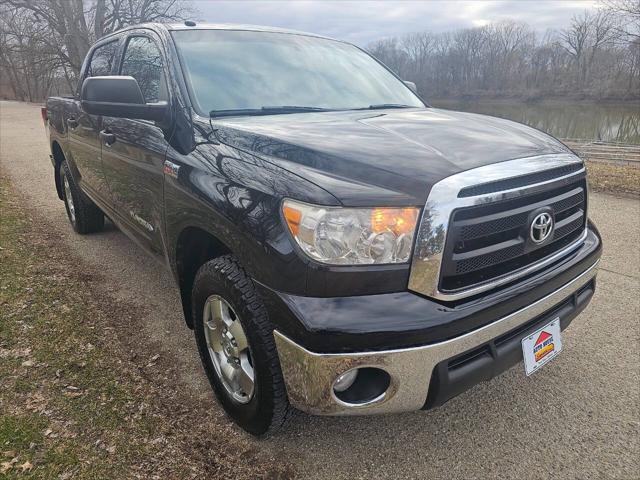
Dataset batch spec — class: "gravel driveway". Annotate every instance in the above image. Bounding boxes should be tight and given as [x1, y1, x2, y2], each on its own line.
[1, 100, 638, 479]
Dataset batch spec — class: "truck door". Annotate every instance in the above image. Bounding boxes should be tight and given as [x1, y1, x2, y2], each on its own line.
[100, 33, 169, 259]
[68, 39, 119, 202]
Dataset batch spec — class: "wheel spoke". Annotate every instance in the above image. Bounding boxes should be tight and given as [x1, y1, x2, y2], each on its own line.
[204, 300, 223, 352]
[237, 363, 254, 395]
[221, 302, 237, 327]
[220, 360, 237, 386]
[210, 298, 224, 323]
[228, 320, 248, 351]
[207, 330, 223, 353]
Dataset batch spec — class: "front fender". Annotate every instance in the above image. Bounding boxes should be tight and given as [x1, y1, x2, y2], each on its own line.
[163, 141, 338, 295]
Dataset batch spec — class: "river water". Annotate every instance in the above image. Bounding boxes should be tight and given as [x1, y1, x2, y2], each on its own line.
[430, 99, 639, 144]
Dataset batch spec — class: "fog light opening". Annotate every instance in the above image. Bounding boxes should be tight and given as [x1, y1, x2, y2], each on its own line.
[333, 369, 358, 392]
[332, 367, 391, 405]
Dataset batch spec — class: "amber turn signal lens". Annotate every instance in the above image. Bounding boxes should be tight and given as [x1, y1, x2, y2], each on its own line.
[283, 204, 302, 236]
[371, 208, 418, 235]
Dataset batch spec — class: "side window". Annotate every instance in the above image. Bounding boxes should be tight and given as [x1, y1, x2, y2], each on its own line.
[120, 36, 166, 103]
[87, 41, 118, 77]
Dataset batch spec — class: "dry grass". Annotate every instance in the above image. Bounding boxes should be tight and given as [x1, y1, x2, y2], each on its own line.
[0, 174, 294, 479]
[586, 161, 640, 197]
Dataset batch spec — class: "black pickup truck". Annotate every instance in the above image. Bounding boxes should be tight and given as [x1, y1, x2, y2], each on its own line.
[45, 22, 602, 435]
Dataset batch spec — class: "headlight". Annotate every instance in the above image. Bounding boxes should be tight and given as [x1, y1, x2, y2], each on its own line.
[282, 199, 419, 265]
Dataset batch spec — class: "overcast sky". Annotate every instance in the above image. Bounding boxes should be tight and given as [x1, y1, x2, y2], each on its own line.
[192, 0, 600, 45]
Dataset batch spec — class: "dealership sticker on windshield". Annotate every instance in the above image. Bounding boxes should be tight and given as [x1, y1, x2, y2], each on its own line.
[522, 318, 562, 376]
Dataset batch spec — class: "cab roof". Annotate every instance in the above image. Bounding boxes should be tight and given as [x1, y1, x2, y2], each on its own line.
[167, 22, 330, 38]
[108, 22, 337, 42]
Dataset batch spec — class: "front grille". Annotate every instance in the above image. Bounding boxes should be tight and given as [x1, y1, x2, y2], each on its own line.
[439, 176, 587, 293]
[457, 163, 583, 197]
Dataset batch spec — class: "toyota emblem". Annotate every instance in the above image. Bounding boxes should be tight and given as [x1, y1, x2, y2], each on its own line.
[530, 212, 554, 244]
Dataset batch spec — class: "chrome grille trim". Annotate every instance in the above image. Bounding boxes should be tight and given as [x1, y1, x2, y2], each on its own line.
[409, 153, 587, 301]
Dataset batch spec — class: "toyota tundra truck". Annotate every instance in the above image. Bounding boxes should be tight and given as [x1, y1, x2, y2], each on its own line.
[44, 22, 602, 435]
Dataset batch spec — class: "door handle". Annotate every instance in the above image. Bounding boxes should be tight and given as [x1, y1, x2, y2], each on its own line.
[66, 117, 78, 129]
[100, 129, 116, 146]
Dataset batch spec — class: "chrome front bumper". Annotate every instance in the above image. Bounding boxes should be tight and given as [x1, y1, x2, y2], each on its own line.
[274, 260, 599, 416]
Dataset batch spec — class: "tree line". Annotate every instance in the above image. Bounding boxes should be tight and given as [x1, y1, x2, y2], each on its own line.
[0, 0, 638, 102]
[0, 0, 192, 102]
[368, 2, 639, 101]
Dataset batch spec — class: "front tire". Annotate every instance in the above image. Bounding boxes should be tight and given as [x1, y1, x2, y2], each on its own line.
[60, 161, 104, 234]
[192, 255, 291, 435]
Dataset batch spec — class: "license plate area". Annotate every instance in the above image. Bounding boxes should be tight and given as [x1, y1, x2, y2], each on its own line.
[521, 317, 563, 376]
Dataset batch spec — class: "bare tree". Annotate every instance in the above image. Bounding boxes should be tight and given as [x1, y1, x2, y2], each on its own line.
[0, 6, 64, 101]
[1, 0, 92, 73]
[94, 0, 193, 38]
[602, 0, 640, 40]
[0, 0, 194, 101]
[485, 21, 535, 91]
[402, 32, 435, 93]
[367, 11, 637, 100]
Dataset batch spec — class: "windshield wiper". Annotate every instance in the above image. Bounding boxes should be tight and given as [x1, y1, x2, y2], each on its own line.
[367, 104, 414, 110]
[262, 106, 329, 112]
[210, 106, 329, 118]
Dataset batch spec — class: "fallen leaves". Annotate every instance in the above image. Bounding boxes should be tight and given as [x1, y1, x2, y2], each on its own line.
[146, 354, 161, 368]
[0, 346, 32, 359]
[1, 458, 17, 474]
[63, 385, 84, 398]
[25, 391, 48, 413]
[586, 161, 640, 196]
[94, 439, 116, 454]
[0, 456, 33, 474]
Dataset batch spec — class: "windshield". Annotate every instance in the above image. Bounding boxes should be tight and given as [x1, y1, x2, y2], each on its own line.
[171, 29, 425, 115]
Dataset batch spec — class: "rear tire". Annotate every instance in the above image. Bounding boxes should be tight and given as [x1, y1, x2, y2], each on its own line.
[60, 161, 104, 234]
[192, 255, 292, 436]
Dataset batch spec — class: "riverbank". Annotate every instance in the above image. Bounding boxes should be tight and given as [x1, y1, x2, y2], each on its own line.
[564, 140, 640, 167]
[585, 161, 640, 197]
[429, 97, 640, 106]
[429, 98, 639, 144]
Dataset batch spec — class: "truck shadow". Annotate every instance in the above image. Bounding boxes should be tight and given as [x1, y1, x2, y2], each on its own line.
[261, 345, 598, 478]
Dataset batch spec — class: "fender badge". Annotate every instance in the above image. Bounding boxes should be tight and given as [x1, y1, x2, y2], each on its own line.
[129, 211, 154, 232]
[163, 160, 180, 179]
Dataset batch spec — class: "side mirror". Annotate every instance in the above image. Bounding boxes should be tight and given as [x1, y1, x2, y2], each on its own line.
[403, 80, 417, 93]
[81, 76, 168, 122]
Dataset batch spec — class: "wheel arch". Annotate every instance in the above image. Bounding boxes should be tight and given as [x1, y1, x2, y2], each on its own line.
[175, 226, 233, 328]
[51, 140, 66, 200]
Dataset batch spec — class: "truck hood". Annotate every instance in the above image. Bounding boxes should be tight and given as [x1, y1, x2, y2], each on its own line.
[210, 107, 571, 206]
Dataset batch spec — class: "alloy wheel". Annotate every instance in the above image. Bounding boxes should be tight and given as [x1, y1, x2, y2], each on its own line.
[203, 295, 255, 404]
[63, 174, 76, 224]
